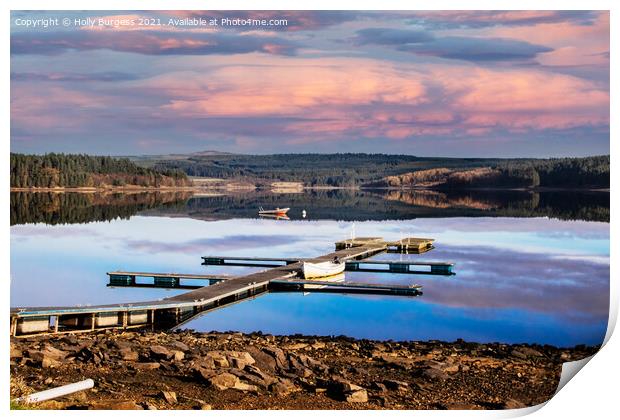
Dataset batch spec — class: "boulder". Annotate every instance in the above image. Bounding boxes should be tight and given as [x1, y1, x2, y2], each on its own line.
[371, 382, 388, 393]
[246, 346, 277, 372]
[345, 384, 368, 403]
[263, 347, 289, 371]
[244, 365, 278, 386]
[228, 368, 268, 389]
[119, 348, 139, 361]
[28, 346, 68, 368]
[170, 341, 190, 352]
[383, 379, 408, 392]
[208, 373, 239, 391]
[269, 378, 298, 396]
[229, 357, 248, 370]
[194, 367, 216, 382]
[328, 378, 369, 403]
[150, 345, 175, 360]
[205, 351, 229, 368]
[226, 351, 255, 365]
[233, 381, 258, 392]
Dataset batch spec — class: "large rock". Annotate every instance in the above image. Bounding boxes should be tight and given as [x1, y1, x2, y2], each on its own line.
[262, 347, 289, 371]
[342, 383, 368, 403]
[204, 351, 229, 368]
[150, 345, 174, 360]
[244, 365, 278, 386]
[194, 367, 215, 382]
[383, 379, 409, 392]
[269, 378, 298, 396]
[170, 341, 190, 352]
[246, 346, 277, 372]
[206, 372, 258, 392]
[204, 351, 255, 369]
[208, 373, 239, 390]
[28, 346, 68, 368]
[119, 347, 139, 361]
[288, 354, 313, 378]
[328, 378, 369, 403]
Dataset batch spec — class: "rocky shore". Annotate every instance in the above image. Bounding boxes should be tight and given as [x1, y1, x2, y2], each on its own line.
[10, 330, 598, 410]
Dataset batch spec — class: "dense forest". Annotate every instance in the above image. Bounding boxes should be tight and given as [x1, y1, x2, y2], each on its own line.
[10, 153, 189, 188]
[151, 153, 501, 188]
[442, 156, 610, 189]
[150, 153, 609, 189]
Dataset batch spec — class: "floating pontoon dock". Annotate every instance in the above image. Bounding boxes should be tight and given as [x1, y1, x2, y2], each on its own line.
[201, 256, 454, 275]
[108, 271, 232, 288]
[10, 237, 453, 337]
[106, 272, 423, 296]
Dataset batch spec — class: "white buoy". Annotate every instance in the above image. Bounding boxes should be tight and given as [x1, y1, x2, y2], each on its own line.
[302, 210, 307, 218]
[17, 379, 95, 403]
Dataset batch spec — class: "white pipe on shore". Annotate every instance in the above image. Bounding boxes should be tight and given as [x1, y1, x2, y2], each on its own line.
[17, 379, 94, 403]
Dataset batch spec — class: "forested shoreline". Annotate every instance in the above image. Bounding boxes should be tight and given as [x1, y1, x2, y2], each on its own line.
[10, 152, 609, 190]
[10, 153, 190, 189]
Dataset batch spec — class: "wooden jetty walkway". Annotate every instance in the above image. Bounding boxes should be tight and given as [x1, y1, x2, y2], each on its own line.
[10, 237, 453, 337]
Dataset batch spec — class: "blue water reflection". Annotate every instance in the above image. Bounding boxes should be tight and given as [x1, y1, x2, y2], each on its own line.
[10, 215, 609, 346]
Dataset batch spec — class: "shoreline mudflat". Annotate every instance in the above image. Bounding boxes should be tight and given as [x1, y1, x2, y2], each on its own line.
[10, 330, 598, 410]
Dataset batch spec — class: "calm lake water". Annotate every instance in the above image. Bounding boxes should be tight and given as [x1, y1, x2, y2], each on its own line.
[10, 190, 609, 347]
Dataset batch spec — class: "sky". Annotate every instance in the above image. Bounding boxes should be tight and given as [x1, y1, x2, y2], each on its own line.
[10, 10, 610, 157]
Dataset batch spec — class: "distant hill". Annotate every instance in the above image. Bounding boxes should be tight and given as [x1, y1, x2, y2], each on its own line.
[147, 153, 610, 190]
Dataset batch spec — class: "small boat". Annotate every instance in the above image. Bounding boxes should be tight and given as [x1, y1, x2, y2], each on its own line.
[258, 206, 290, 216]
[301, 261, 345, 279]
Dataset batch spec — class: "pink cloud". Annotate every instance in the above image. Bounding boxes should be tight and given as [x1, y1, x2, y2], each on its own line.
[11, 85, 106, 131]
[151, 60, 428, 118]
[140, 58, 608, 140]
[488, 12, 609, 67]
[437, 67, 609, 130]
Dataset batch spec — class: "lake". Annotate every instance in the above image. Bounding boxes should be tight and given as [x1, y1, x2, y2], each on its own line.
[10, 190, 609, 347]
